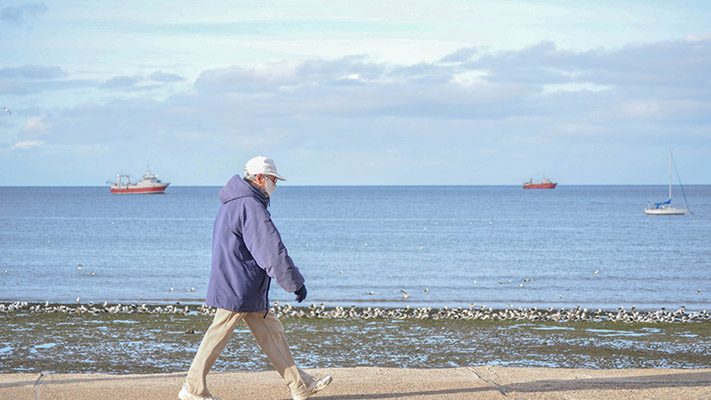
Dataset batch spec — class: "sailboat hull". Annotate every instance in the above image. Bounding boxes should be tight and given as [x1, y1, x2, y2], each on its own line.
[644, 207, 687, 215]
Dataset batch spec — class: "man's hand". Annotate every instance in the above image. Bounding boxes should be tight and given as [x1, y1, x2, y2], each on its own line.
[294, 285, 307, 303]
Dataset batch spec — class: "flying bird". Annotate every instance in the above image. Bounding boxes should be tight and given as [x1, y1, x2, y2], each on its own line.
[400, 290, 409, 299]
[2, 107, 10, 115]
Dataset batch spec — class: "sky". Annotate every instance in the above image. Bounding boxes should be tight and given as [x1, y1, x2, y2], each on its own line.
[1, 0, 710, 186]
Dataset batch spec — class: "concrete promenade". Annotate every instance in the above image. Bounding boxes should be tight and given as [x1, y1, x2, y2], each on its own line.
[2, 367, 711, 399]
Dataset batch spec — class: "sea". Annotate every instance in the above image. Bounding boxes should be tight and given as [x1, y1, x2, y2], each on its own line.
[1, 185, 709, 312]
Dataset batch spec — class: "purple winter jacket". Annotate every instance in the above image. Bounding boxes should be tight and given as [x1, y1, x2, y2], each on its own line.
[205, 174, 304, 313]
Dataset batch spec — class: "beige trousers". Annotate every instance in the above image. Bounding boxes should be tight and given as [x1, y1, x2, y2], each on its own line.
[186, 308, 314, 397]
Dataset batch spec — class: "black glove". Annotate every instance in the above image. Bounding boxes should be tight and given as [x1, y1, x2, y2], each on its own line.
[294, 285, 307, 303]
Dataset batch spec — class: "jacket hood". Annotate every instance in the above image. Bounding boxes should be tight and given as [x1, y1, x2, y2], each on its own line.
[219, 174, 269, 207]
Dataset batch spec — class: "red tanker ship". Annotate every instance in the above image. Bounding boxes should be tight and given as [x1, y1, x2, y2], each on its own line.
[110, 167, 170, 194]
[523, 178, 557, 189]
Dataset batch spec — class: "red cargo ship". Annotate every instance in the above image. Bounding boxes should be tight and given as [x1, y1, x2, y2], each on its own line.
[110, 167, 170, 194]
[523, 178, 557, 189]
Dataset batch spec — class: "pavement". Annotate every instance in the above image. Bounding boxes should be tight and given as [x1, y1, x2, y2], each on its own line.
[1, 367, 710, 399]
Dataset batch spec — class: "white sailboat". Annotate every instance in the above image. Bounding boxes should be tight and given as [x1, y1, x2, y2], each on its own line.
[645, 151, 689, 215]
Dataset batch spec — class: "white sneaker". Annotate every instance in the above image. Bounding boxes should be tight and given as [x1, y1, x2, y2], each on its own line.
[179, 383, 222, 400]
[293, 376, 333, 400]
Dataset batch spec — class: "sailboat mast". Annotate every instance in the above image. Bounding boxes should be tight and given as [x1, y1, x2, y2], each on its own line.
[668, 151, 672, 200]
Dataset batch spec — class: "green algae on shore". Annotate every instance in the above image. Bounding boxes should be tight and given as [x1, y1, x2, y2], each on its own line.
[1, 303, 710, 374]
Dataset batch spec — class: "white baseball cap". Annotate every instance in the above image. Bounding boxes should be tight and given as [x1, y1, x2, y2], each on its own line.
[244, 155, 286, 181]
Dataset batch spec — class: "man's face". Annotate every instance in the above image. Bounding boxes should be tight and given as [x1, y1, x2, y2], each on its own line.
[256, 173, 278, 197]
[258, 174, 277, 189]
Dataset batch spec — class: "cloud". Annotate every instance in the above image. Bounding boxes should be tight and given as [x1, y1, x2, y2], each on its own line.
[0, 80, 28, 95]
[0, 2, 47, 25]
[6, 38, 710, 185]
[11, 140, 44, 150]
[164, 38, 711, 132]
[0, 66, 180, 95]
[684, 32, 711, 42]
[148, 71, 186, 83]
[22, 115, 51, 135]
[0, 65, 67, 80]
[439, 46, 488, 63]
[621, 102, 662, 118]
[194, 57, 385, 93]
[100, 73, 187, 91]
[101, 75, 141, 89]
[52, 38, 711, 127]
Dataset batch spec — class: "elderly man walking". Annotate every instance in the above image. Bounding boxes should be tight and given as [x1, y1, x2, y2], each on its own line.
[179, 156, 332, 400]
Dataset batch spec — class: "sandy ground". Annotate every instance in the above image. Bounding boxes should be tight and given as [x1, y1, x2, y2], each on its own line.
[1, 366, 710, 399]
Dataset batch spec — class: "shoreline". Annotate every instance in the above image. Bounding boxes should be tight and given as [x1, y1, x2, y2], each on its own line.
[2, 301, 710, 323]
[2, 303, 710, 374]
[2, 367, 711, 399]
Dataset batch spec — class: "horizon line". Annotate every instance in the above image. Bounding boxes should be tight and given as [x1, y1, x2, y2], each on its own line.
[1, 183, 708, 188]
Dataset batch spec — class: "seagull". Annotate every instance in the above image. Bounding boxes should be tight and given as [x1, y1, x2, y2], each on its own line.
[2, 107, 10, 115]
[400, 290, 409, 299]
[593, 270, 599, 274]
[77, 264, 83, 270]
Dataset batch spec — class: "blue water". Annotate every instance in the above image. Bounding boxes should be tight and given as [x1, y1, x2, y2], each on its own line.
[1, 185, 709, 311]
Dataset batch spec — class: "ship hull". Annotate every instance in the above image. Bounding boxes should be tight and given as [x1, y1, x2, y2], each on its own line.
[523, 183, 557, 189]
[110, 184, 169, 194]
[644, 207, 686, 215]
